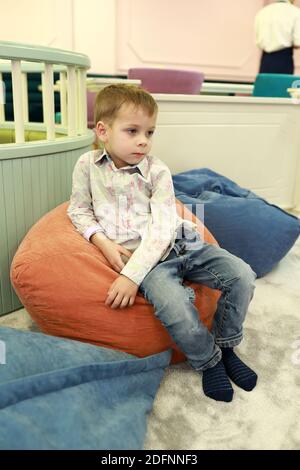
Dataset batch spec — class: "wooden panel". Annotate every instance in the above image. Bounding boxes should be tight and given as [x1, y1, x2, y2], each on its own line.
[117, 0, 300, 81]
[152, 95, 300, 208]
[0, 0, 73, 50]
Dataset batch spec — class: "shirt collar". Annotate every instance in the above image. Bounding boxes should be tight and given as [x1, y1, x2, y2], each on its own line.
[94, 149, 149, 178]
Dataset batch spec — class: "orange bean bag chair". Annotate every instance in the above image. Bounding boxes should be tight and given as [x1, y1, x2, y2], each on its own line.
[11, 201, 221, 363]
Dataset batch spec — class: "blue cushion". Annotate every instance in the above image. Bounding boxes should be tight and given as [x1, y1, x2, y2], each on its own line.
[0, 327, 171, 450]
[173, 168, 300, 278]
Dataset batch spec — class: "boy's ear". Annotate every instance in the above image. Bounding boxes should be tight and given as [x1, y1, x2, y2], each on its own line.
[95, 121, 109, 143]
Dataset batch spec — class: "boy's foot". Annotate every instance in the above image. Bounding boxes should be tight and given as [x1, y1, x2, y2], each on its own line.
[221, 348, 257, 391]
[202, 360, 234, 402]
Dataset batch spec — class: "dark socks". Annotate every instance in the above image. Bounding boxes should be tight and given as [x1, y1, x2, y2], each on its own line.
[221, 348, 257, 391]
[202, 360, 234, 402]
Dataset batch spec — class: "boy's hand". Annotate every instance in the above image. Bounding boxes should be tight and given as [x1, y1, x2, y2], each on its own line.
[105, 275, 139, 309]
[91, 234, 132, 273]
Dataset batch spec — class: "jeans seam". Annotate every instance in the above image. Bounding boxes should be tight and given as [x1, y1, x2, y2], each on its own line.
[216, 334, 243, 348]
[192, 267, 241, 344]
[187, 265, 228, 291]
[194, 348, 222, 372]
[216, 332, 243, 342]
[217, 291, 229, 336]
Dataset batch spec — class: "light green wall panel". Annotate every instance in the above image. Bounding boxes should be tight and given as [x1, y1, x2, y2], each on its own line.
[0, 142, 93, 315]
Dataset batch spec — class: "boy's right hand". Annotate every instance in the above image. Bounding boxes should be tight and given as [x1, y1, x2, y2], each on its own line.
[90, 234, 132, 273]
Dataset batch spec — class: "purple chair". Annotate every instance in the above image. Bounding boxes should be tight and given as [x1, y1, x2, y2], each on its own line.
[87, 90, 97, 129]
[128, 68, 204, 94]
[86, 91, 99, 146]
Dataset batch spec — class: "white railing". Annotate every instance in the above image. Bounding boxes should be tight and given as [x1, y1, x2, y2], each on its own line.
[0, 41, 90, 144]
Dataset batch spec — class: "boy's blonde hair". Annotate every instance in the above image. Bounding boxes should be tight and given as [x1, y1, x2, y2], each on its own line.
[94, 84, 158, 126]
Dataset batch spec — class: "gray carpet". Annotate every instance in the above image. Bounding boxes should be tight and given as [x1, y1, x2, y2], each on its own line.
[1, 237, 300, 450]
[145, 236, 300, 450]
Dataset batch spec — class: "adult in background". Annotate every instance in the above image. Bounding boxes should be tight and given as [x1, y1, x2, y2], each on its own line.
[255, 0, 300, 74]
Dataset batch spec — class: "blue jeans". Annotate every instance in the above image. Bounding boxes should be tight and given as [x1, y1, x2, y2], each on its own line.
[139, 229, 256, 371]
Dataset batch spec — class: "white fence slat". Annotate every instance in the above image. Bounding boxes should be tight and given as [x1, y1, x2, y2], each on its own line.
[0, 72, 5, 122]
[21, 72, 29, 123]
[67, 65, 76, 137]
[11, 60, 25, 143]
[60, 71, 67, 127]
[77, 69, 87, 134]
[43, 63, 55, 140]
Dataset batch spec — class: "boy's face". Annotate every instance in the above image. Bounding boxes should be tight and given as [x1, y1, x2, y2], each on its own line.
[96, 104, 157, 169]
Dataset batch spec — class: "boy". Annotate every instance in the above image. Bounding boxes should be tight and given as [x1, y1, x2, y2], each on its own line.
[68, 84, 257, 402]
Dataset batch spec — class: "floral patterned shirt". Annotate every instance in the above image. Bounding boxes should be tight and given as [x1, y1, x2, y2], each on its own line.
[67, 149, 196, 285]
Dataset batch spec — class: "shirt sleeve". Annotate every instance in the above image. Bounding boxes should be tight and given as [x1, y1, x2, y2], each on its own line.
[120, 164, 178, 286]
[67, 153, 106, 241]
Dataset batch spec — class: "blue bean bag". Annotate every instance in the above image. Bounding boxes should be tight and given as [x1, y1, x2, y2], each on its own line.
[0, 327, 170, 450]
[173, 168, 300, 278]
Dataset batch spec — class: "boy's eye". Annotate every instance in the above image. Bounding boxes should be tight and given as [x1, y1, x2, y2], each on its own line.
[147, 130, 155, 137]
[127, 129, 137, 134]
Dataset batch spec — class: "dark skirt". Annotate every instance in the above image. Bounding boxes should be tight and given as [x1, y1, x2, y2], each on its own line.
[259, 47, 294, 74]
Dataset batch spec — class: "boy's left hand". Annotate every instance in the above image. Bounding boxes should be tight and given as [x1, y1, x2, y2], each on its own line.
[105, 275, 139, 309]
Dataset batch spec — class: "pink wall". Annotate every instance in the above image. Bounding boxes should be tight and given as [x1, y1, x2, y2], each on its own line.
[116, 0, 300, 81]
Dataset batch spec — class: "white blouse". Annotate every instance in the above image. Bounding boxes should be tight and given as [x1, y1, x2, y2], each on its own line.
[255, 1, 300, 53]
